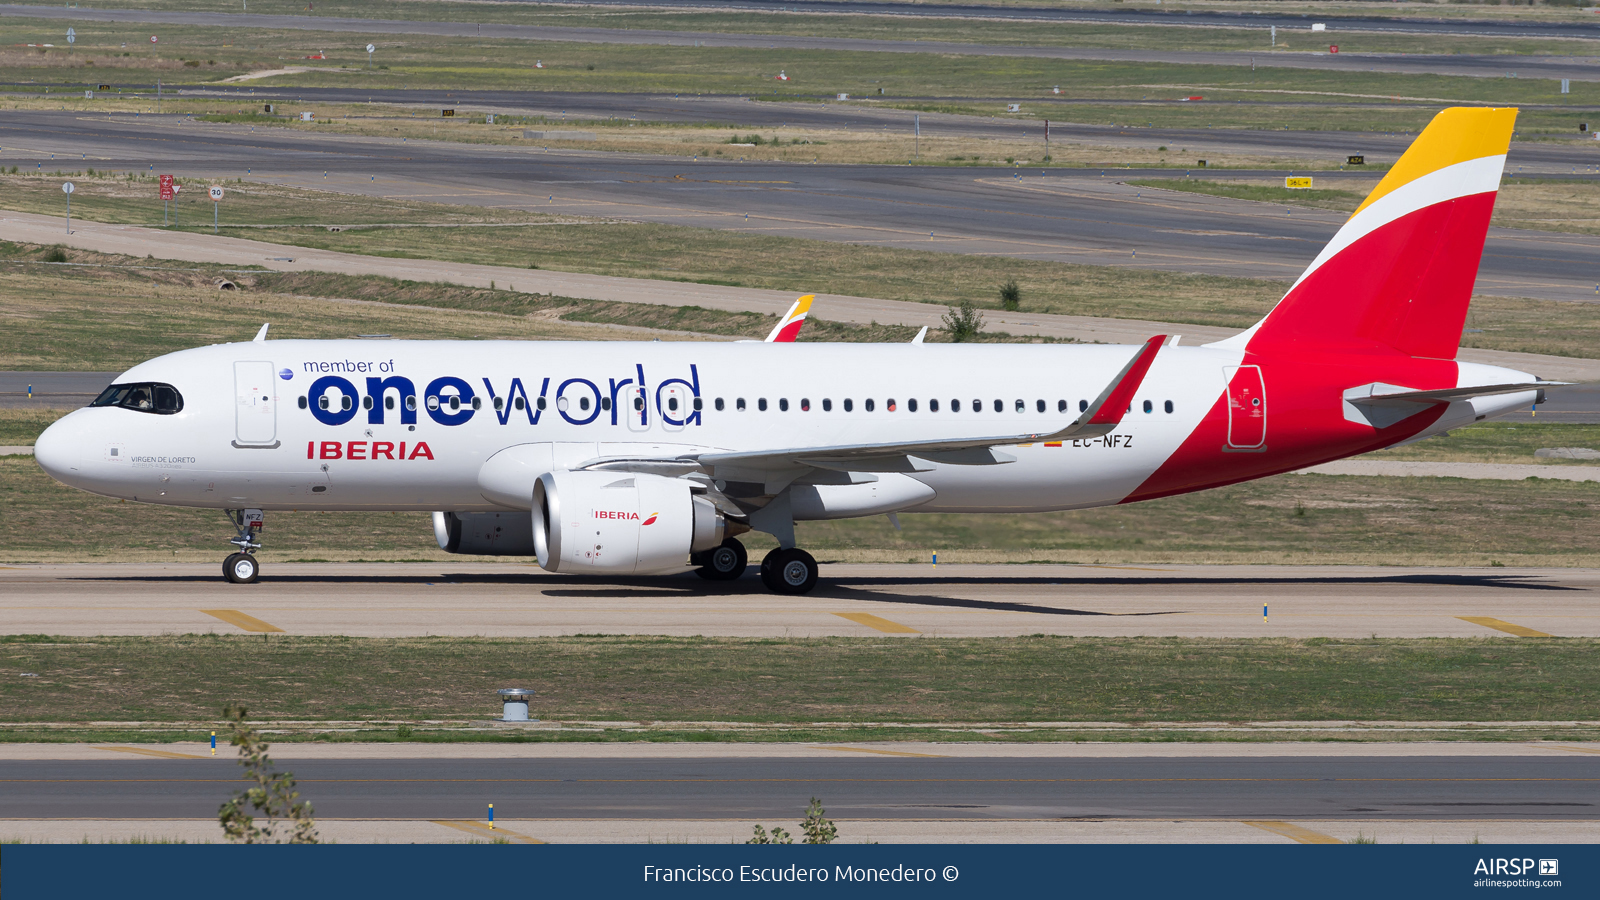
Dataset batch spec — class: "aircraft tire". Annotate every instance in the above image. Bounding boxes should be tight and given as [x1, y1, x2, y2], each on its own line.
[760, 547, 818, 595]
[696, 538, 748, 581]
[225, 552, 260, 585]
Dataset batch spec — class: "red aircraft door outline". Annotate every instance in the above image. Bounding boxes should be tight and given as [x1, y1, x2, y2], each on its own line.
[1224, 365, 1267, 449]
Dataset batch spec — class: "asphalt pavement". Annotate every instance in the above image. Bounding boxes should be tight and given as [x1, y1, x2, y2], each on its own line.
[5, 111, 1600, 305]
[2, 755, 1594, 820]
[0, 371, 115, 409]
[7, 5, 1600, 82]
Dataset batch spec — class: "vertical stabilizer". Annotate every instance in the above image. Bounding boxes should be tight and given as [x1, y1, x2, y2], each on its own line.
[1211, 107, 1517, 360]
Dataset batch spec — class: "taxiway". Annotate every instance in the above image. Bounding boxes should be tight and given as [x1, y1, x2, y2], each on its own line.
[1, 562, 1594, 638]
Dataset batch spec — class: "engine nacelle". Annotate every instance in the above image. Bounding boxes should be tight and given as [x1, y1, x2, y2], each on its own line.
[533, 470, 726, 575]
[433, 511, 536, 555]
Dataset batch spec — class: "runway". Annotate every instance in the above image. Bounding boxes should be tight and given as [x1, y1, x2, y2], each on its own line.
[0, 753, 1595, 821]
[7, 5, 1600, 82]
[6, 113, 1600, 305]
[2, 562, 1595, 638]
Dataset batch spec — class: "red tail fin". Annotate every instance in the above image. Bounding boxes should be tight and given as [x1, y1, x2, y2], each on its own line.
[1215, 107, 1517, 360]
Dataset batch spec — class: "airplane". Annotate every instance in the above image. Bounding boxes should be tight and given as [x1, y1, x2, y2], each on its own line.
[34, 107, 1553, 594]
[764, 295, 812, 342]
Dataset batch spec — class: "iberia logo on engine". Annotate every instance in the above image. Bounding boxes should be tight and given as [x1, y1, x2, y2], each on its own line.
[592, 510, 660, 525]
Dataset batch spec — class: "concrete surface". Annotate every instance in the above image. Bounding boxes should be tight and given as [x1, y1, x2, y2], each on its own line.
[3, 562, 1597, 638]
[1298, 460, 1600, 481]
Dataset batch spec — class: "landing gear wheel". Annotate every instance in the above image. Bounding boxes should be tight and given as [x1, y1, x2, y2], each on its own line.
[695, 538, 748, 581]
[759, 547, 818, 595]
[223, 552, 260, 584]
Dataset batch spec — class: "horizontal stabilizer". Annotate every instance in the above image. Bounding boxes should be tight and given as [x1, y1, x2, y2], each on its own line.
[1343, 380, 1561, 429]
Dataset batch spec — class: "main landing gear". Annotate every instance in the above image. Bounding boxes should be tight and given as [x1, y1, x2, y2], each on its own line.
[692, 537, 748, 581]
[222, 508, 263, 584]
[691, 539, 819, 594]
[759, 547, 818, 595]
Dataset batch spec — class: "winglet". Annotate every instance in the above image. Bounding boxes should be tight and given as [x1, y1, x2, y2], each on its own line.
[911, 326, 928, 344]
[765, 295, 813, 342]
[1067, 335, 1164, 437]
[252, 323, 270, 343]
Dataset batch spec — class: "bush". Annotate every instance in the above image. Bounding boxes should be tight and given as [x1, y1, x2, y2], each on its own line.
[217, 705, 319, 844]
[942, 299, 985, 342]
[999, 278, 1021, 311]
[42, 247, 68, 263]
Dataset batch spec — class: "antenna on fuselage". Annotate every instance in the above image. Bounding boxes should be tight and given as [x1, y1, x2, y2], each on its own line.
[252, 323, 270, 343]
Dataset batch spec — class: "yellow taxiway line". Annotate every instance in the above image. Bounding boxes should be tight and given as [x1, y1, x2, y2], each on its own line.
[200, 609, 286, 633]
[1243, 820, 1344, 844]
[833, 612, 920, 634]
[431, 820, 545, 844]
[1457, 617, 1552, 638]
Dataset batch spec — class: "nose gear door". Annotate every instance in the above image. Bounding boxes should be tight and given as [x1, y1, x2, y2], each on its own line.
[1223, 365, 1266, 450]
[234, 360, 278, 447]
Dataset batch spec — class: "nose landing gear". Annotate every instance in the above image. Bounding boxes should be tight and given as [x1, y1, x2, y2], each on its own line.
[222, 508, 264, 584]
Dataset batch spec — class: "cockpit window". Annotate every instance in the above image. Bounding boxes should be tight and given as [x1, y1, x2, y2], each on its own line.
[90, 382, 184, 415]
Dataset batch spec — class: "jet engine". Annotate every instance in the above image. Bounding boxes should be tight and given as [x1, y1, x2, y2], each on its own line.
[532, 470, 728, 575]
[433, 511, 535, 555]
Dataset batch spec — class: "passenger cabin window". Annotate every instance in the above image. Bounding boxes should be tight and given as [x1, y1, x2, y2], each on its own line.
[800, 398, 810, 411]
[865, 398, 875, 412]
[693, 398, 703, 411]
[1058, 399, 1067, 412]
[907, 399, 918, 412]
[1165, 400, 1174, 414]
[1079, 400, 1088, 412]
[1036, 399, 1046, 413]
[993, 399, 1003, 413]
[602, 397, 613, 412]
[1143, 400, 1153, 413]
[887, 399, 897, 412]
[779, 398, 789, 412]
[1014, 399, 1024, 413]
[716, 398, 726, 411]
[844, 398, 853, 412]
[758, 398, 768, 412]
[951, 399, 961, 412]
[822, 398, 832, 412]
[666, 396, 677, 412]
[736, 398, 747, 411]
[930, 399, 939, 412]
[494, 397, 504, 411]
[92, 383, 184, 415]
[514, 397, 525, 411]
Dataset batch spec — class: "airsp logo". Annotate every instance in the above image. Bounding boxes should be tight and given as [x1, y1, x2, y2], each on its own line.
[1473, 859, 1549, 876]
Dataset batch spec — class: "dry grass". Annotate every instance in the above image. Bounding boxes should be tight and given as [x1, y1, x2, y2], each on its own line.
[2, 633, 1595, 732]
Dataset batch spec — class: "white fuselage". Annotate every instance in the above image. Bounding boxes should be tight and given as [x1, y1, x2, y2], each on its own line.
[35, 338, 1535, 517]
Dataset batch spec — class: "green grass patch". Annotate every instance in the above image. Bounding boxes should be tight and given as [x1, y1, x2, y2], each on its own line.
[2, 634, 1594, 733]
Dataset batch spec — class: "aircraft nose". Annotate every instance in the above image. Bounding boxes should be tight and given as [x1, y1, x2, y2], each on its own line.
[33, 411, 87, 483]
